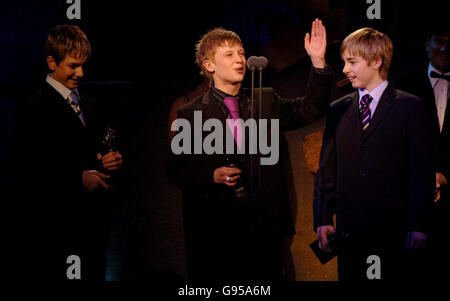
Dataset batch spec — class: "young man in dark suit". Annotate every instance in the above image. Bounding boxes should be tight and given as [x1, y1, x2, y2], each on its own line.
[10, 25, 123, 281]
[314, 28, 434, 281]
[167, 19, 332, 281]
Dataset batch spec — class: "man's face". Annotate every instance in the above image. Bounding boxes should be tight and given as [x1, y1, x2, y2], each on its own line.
[204, 41, 246, 87]
[426, 32, 450, 73]
[342, 50, 381, 91]
[47, 54, 87, 89]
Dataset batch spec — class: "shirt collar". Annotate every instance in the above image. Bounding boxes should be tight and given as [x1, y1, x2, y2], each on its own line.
[358, 80, 389, 103]
[210, 84, 239, 102]
[428, 63, 450, 87]
[46, 74, 79, 101]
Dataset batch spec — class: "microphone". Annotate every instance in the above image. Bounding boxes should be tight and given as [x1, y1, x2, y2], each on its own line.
[246, 56, 268, 71]
[255, 56, 268, 71]
[246, 56, 258, 71]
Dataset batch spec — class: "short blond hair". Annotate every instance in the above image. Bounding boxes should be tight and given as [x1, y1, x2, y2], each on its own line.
[45, 24, 91, 65]
[341, 27, 393, 80]
[195, 28, 242, 79]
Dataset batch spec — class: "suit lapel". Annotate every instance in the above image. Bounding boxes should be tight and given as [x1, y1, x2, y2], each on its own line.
[239, 92, 252, 121]
[45, 83, 86, 129]
[201, 92, 229, 154]
[78, 93, 94, 128]
[201, 91, 227, 122]
[361, 84, 396, 144]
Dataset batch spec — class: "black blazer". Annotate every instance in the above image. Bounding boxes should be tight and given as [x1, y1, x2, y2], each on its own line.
[167, 68, 332, 238]
[314, 84, 434, 251]
[10, 82, 110, 278]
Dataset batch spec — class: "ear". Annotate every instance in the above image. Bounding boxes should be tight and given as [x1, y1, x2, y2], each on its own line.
[46, 56, 58, 72]
[372, 56, 382, 70]
[202, 59, 215, 73]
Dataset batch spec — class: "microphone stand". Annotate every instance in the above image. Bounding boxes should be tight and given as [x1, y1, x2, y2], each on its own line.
[256, 57, 268, 237]
[247, 57, 257, 205]
[247, 56, 268, 236]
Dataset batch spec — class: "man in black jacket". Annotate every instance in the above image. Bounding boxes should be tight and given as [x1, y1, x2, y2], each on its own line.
[167, 19, 331, 281]
[10, 25, 123, 281]
[395, 22, 450, 281]
[314, 28, 434, 281]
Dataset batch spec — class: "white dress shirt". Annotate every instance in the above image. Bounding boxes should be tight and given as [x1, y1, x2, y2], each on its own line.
[428, 63, 450, 132]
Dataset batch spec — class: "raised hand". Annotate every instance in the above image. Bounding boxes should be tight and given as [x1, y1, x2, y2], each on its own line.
[304, 18, 327, 68]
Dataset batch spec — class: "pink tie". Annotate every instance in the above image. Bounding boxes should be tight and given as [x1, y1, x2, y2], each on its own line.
[223, 96, 243, 150]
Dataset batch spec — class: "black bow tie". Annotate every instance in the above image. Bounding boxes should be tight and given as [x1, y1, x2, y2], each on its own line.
[430, 71, 450, 81]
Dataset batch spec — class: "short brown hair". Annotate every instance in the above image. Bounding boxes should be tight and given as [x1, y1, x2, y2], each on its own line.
[45, 24, 91, 65]
[195, 28, 242, 79]
[341, 27, 393, 80]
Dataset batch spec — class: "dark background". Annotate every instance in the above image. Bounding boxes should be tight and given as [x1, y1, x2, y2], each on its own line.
[0, 0, 440, 283]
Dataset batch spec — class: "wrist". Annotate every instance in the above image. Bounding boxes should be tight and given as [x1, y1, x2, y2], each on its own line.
[310, 57, 325, 68]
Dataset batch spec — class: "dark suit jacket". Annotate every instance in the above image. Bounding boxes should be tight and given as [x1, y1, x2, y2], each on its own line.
[10, 82, 111, 279]
[167, 67, 331, 247]
[314, 84, 434, 251]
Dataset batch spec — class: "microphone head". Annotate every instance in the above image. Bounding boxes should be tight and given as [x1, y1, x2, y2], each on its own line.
[247, 56, 258, 71]
[256, 56, 268, 70]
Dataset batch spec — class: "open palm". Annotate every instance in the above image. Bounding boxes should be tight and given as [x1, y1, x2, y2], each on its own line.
[304, 18, 327, 68]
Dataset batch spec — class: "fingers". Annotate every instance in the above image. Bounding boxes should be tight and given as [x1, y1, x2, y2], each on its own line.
[97, 177, 111, 190]
[318, 226, 330, 252]
[103, 161, 122, 170]
[434, 190, 441, 202]
[82, 170, 110, 192]
[312, 18, 326, 42]
[311, 19, 317, 38]
[319, 232, 330, 252]
[214, 166, 243, 185]
[227, 175, 241, 182]
[223, 174, 241, 186]
[102, 151, 120, 160]
[101, 152, 122, 163]
[224, 181, 237, 187]
[95, 171, 110, 179]
[100, 152, 123, 170]
[312, 18, 322, 38]
[223, 167, 242, 175]
[316, 19, 321, 39]
[304, 32, 310, 44]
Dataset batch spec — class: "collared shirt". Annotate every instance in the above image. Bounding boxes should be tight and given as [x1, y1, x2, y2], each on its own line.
[210, 85, 243, 150]
[210, 85, 239, 113]
[358, 80, 389, 120]
[428, 63, 450, 132]
[46, 74, 80, 103]
[46, 74, 85, 125]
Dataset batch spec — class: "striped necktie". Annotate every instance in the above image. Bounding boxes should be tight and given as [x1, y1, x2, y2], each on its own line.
[359, 94, 373, 131]
[67, 91, 86, 126]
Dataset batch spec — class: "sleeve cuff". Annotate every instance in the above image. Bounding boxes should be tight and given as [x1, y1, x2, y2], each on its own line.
[313, 64, 331, 75]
